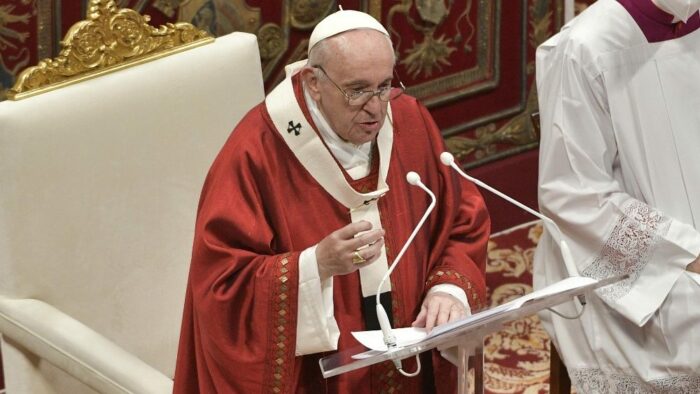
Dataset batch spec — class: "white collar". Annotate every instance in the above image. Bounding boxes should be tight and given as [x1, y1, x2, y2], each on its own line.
[303, 86, 372, 180]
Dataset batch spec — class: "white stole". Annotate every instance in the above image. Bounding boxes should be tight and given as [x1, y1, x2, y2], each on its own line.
[265, 65, 394, 298]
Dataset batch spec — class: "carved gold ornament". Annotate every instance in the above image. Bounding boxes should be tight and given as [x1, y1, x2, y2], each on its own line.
[8, 0, 212, 100]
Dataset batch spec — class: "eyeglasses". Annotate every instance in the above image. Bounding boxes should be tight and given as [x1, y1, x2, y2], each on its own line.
[313, 65, 406, 106]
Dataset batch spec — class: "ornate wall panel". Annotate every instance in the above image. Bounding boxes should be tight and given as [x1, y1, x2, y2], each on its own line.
[1, 0, 573, 169]
[174, 0, 566, 169]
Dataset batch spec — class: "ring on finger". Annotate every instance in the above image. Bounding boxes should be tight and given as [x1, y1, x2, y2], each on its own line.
[352, 250, 366, 265]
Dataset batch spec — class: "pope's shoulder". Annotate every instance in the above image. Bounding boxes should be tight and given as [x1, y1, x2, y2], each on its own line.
[222, 100, 281, 148]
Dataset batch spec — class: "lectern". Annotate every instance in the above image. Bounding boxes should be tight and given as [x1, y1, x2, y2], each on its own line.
[320, 275, 625, 393]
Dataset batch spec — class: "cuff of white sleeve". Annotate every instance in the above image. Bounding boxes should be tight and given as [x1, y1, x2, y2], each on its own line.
[428, 284, 472, 316]
[610, 222, 700, 326]
[430, 284, 472, 364]
[295, 245, 340, 355]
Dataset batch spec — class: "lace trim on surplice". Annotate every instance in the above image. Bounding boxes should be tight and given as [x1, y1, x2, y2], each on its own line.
[581, 200, 670, 301]
[571, 368, 700, 394]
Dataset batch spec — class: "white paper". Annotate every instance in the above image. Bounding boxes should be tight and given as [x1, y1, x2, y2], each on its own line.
[351, 276, 599, 354]
[351, 327, 428, 351]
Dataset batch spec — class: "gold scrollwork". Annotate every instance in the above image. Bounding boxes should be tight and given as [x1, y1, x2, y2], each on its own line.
[8, 0, 212, 100]
[257, 23, 285, 61]
[290, 0, 334, 30]
[402, 33, 456, 78]
[445, 88, 539, 166]
[0, 4, 32, 100]
[444, 0, 558, 167]
[389, 0, 476, 79]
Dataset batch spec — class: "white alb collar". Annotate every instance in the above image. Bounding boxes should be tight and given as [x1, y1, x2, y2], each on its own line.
[303, 85, 372, 180]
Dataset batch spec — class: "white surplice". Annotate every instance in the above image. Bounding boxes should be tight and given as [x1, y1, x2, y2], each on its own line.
[534, 0, 700, 392]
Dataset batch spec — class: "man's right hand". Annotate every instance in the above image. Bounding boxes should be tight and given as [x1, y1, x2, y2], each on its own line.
[315, 221, 385, 281]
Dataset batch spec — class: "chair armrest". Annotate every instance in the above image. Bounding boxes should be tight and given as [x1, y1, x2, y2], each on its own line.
[0, 297, 172, 394]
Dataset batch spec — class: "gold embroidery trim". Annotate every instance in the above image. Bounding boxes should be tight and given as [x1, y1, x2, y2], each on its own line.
[426, 269, 485, 311]
[269, 253, 292, 393]
[8, 0, 212, 100]
[376, 361, 403, 392]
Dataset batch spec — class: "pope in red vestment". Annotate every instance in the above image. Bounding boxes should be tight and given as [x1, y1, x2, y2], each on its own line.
[173, 10, 490, 394]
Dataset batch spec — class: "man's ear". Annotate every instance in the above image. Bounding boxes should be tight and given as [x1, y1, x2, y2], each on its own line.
[301, 67, 322, 101]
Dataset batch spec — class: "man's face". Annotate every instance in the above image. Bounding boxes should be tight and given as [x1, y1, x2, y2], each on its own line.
[305, 29, 395, 145]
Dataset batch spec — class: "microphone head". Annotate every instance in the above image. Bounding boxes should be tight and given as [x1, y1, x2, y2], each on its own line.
[406, 171, 421, 185]
[440, 152, 455, 166]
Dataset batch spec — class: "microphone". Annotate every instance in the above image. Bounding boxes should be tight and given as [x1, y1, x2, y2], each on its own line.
[439, 152, 585, 308]
[374, 171, 435, 376]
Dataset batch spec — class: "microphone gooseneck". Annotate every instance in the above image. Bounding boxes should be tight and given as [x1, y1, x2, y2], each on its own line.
[374, 171, 435, 376]
[440, 152, 585, 310]
[439, 152, 580, 277]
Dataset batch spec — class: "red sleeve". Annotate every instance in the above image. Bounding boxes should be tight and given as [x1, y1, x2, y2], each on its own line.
[174, 106, 300, 393]
[418, 102, 491, 312]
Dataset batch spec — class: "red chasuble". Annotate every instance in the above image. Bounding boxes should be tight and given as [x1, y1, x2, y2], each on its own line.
[173, 75, 490, 393]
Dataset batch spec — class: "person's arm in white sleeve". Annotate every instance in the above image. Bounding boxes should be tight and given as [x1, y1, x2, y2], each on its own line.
[295, 245, 340, 355]
[536, 41, 700, 326]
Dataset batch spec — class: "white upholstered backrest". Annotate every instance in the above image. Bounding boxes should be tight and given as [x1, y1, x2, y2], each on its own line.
[0, 32, 264, 379]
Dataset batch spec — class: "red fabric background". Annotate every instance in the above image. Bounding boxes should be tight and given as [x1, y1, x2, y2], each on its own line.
[472, 149, 540, 233]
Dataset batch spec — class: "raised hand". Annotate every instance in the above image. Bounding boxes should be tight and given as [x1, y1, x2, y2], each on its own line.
[315, 220, 385, 281]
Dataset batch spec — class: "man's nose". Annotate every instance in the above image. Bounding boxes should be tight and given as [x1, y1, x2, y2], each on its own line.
[362, 93, 383, 113]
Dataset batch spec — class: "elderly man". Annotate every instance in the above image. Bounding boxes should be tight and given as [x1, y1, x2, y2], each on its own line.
[174, 10, 490, 393]
[535, 0, 700, 392]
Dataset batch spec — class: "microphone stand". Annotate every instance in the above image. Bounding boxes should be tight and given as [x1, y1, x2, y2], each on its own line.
[374, 171, 436, 376]
[439, 152, 585, 310]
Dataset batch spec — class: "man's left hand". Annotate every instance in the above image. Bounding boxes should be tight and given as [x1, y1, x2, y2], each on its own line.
[411, 292, 467, 333]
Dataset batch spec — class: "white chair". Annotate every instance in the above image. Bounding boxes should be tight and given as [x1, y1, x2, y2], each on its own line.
[0, 3, 265, 392]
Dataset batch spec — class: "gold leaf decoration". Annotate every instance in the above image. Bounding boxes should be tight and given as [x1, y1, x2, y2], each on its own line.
[484, 223, 553, 393]
[8, 0, 212, 100]
[445, 82, 539, 167]
[487, 243, 534, 279]
[401, 33, 456, 78]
